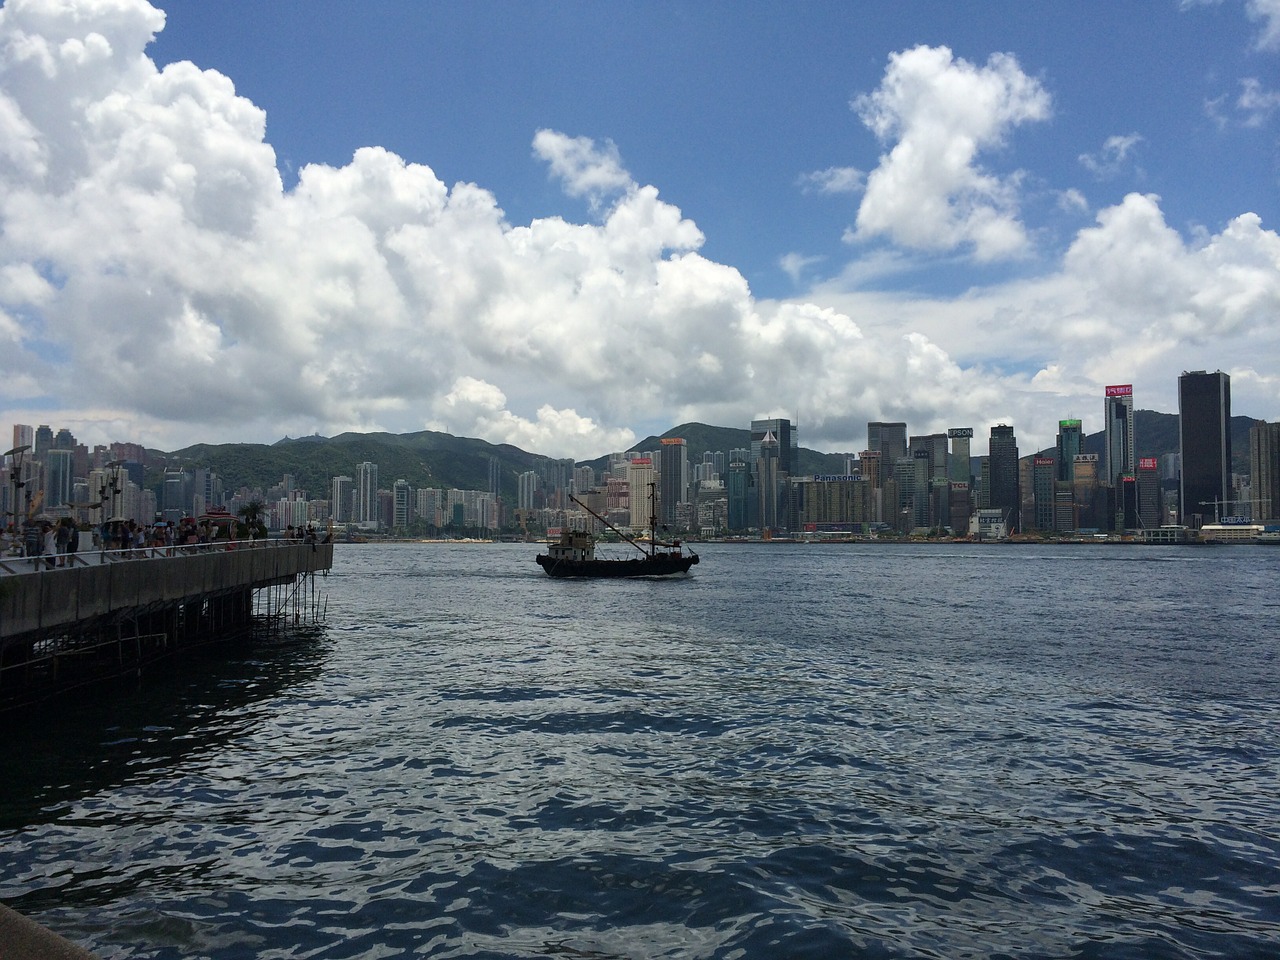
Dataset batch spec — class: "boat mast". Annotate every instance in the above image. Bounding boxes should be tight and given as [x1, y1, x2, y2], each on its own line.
[647, 482, 659, 558]
[569, 495, 650, 556]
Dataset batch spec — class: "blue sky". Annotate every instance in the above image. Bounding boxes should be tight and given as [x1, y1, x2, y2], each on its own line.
[1, 0, 1278, 458]
[148, 1, 1276, 298]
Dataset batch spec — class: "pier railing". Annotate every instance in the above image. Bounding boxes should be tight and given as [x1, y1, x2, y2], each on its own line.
[0, 536, 311, 576]
[0, 540, 333, 708]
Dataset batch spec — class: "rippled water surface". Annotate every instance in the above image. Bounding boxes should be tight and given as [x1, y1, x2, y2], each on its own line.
[3, 543, 1279, 958]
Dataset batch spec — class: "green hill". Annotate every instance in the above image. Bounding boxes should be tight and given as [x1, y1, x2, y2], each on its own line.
[155, 410, 1261, 503]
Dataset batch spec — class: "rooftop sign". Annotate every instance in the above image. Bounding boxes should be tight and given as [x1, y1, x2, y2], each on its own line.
[1106, 384, 1133, 397]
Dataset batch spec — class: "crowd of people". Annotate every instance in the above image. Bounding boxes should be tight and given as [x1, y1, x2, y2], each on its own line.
[2, 516, 328, 569]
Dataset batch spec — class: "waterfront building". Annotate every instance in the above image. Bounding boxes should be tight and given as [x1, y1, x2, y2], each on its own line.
[416, 487, 444, 527]
[799, 474, 874, 530]
[1032, 457, 1055, 532]
[893, 455, 916, 532]
[1250, 421, 1280, 521]
[910, 449, 933, 528]
[727, 458, 751, 531]
[868, 422, 907, 479]
[987, 425, 1021, 530]
[948, 428, 973, 485]
[948, 481, 971, 533]
[1178, 370, 1231, 527]
[1056, 420, 1083, 483]
[1138, 457, 1160, 530]
[909, 434, 950, 481]
[756, 432, 782, 533]
[625, 457, 655, 530]
[1071, 454, 1103, 530]
[393, 480, 412, 530]
[658, 438, 688, 527]
[1104, 385, 1135, 487]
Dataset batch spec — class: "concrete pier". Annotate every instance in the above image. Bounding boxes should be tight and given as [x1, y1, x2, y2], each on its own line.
[0, 540, 333, 708]
[0, 903, 101, 960]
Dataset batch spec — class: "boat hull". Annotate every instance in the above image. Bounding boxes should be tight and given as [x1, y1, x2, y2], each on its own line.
[535, 552, 699, 578]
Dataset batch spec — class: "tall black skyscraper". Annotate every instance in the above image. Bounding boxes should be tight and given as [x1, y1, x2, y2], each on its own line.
[987, 424, 1020, 529]
[1178, 370, 1231, 527]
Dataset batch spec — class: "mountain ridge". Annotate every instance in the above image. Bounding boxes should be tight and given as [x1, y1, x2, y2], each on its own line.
[157, 410, 1258, 499]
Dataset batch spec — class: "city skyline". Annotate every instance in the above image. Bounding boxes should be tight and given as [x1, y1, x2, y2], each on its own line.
[0, 1, 1276, 461]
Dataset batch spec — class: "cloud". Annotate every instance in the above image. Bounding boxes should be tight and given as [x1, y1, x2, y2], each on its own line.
[1247, 0, 1280, 50]
[0, 1, 1276, 467]
[426, 377, 636, 459]
[1057, 188, 1089, 213]
[532, 129, 634, 211]
[1237, 77, 1280, 126]
[850, 45, 1050, 261]
[1078, 133, 1144, 178]
[797, 166, 864, 195]
[779, 252, 823, 284]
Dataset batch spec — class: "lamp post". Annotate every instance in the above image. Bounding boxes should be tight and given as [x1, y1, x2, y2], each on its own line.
[4, 443, 30, 532]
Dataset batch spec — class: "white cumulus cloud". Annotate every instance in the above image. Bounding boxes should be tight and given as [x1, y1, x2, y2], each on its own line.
[850, 45, 1051, 261]
[0, 2, 1276, 466]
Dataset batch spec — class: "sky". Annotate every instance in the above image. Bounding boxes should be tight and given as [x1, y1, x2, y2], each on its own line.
[0, 0, 1277, 461]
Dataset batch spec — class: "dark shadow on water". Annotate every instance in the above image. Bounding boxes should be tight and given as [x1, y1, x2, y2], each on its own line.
[0, 623, 331, 832]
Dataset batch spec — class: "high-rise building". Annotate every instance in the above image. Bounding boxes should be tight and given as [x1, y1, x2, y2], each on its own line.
[331, 476, 353, 522]
[868, 422, 907, 478]
[948, 428, 973, 485]
[392, 479, 412, 529]
[1249, 421, 1280, 521]
[488, 457, 501, 498]
[356, 461, 379, 527]
[1104, 385, 1135, 487]
[658, 438, 688, 527]
[1178, 370, 1231, 527]
[33, 424, 52, 462]
[1137, 457, 1160, 529]
[909, 449, 932, 527]
[756, 432, 781, 532]
[571, 466, 595, 496]
[909, 434, 949, 480]
[1032, 457, 1055, 531]
[726, 457, 751, 531]
[44, 449, 74, 509]
[751, 419, 796, 476]
[11, 424, 33, 454]
[987, 425, 1020, 529]
[626, 457, 655, 530]
[1056, 420, 1083, 483]
[1071, 454, 1103, 530]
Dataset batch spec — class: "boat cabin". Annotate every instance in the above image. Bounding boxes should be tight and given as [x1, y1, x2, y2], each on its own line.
[546, 530, 595, 563]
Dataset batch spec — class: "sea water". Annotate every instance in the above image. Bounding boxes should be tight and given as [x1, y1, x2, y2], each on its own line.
[2, 542, 1278, 959]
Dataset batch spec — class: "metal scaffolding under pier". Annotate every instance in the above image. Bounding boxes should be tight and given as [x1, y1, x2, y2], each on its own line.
[0, 540, 333, 710]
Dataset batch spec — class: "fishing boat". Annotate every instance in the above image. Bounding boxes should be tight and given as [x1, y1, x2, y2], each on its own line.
[536, 484, 699, 578]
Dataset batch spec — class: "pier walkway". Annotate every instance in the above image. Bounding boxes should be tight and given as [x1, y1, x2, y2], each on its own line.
[0, 538, 333, 710]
